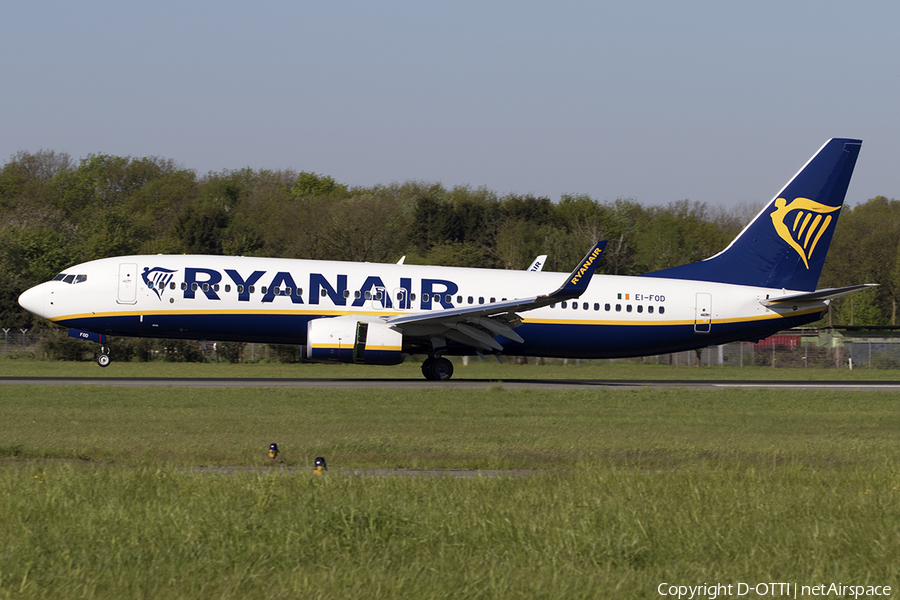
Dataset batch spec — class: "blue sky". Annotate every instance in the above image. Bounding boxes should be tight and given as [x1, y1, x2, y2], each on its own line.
[3, 1, 898, 209]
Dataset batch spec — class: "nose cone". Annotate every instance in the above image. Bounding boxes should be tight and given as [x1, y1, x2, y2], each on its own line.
[18, 284, 46, 318]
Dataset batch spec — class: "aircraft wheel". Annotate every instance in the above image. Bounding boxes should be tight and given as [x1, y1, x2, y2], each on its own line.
[421, 357, 454, 381]
[432, 357, 453, 380]
[421, 357, 436, 380]
[97, 354, 111, 368]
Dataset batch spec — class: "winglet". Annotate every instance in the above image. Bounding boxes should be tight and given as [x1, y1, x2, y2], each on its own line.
[548, 241, 607, 301]
[527, 255, 548, 272]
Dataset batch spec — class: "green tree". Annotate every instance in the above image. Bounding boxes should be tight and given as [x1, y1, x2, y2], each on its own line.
[821, 196, 900, 324]
[0, 226, 80, 327]
[290, 172, 346, 200]
[51, 154, 178, 217]
[173, 201, 230, 254]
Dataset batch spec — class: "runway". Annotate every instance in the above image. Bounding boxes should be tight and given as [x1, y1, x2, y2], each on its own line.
[3, 376, 900, 390]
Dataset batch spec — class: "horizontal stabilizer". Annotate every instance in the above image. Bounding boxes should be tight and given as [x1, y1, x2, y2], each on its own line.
[761, 284, 878, 307]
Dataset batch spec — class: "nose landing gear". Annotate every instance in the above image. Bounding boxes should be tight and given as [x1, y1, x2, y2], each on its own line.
[97, 345, 111, 367]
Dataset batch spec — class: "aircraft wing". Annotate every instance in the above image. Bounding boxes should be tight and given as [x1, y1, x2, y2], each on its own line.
[384, 241, 606, 352]
[760, 284, 878, 307]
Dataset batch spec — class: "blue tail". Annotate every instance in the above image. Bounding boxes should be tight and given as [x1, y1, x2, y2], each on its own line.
[642, 138, 862, 291]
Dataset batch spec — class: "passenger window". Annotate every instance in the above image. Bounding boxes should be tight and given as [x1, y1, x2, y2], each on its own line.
[261, 286, 268, 294]
[615, 304, 621, 312]
[191, 283, 198, 291]
[377, 291, 384, 300]
[343, 290, 350, 298]
[225, 285, 231, 292]
[659, 306, 665, 314]
[583, 302, 588, 310]
[605, 303, 610, 311]
[318, 288, 325, 297]
[479, 297, 484, 304]
[468, 296, 474, 304]
[637, 305, 643, 313]
[181, 283, 187, 290]
[457, 295, 463, 304]
[423, 293, 430, 302]
[202, 283, 209, 292]
[593, 303, 599, 311]
[626, 305, 632, 312]
[213, 284, 220, 292]
[237, 285, 244, 293]
[170, 282, 176, 290]
[490, 297, 496, 303]
[396, 291, 403, 300]
[572, 303, 577, 310]
[561, 301, 568, 308]
[648, 306, 654, 314]
[249, 286, 255, 294]
[410, 293, 416, 301]
[446, 294, 451, 303]
[284, 288, 292, 295]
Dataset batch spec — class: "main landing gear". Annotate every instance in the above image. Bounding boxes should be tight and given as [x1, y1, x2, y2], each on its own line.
[421, 356, 453, 381]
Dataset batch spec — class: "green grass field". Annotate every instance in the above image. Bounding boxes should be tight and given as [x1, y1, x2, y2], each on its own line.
[2, 378, 899, 598]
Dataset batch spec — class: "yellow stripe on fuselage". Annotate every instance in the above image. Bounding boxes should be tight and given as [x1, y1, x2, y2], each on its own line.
[51, 304, 821, 329]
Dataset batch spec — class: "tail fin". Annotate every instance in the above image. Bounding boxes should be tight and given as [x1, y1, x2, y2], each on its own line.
[642, 138, 862, 291]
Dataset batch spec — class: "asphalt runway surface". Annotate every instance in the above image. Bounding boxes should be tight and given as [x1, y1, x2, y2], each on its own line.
[3, 376, 900, 390]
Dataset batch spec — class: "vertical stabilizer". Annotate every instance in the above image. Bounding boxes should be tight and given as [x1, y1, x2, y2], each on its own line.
[642, 138, 861, 291]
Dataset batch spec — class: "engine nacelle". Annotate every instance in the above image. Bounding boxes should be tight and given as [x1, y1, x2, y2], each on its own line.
[306, 317, 403, 365]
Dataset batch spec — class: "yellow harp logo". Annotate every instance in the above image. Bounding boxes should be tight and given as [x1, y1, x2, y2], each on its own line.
[770, 197, 840, 269]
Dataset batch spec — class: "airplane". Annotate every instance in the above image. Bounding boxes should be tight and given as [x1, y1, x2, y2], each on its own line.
[18, 138, 874, 380]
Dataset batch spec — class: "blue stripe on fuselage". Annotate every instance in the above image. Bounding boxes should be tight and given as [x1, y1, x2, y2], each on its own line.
[55, 308, 825, 357]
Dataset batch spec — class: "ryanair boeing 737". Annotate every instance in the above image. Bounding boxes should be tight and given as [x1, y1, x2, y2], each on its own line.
[18, 138, 873, 380]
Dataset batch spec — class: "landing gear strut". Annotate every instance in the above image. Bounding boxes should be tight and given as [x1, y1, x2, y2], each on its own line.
[421, 356, 453, 381]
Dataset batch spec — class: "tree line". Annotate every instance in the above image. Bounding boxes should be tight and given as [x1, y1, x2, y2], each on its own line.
[2, 149, 898, 332]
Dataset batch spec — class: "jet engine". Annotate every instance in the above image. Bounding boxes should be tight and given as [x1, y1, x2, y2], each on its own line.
[306, 317, 403, 365]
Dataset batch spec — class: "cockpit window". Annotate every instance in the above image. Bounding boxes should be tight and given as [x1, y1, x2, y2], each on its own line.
[54, 273, 88, 284]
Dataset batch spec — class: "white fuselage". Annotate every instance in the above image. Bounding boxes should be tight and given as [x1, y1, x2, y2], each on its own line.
[19, 254, 824, 358]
